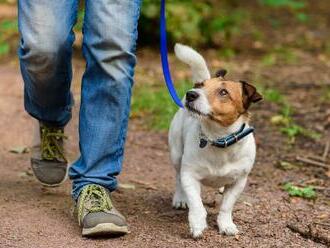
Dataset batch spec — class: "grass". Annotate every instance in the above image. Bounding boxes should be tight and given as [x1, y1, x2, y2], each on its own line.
[261, 47, 298, 66]
[259, 85, 321, 143]
[259, 0, 308, 23]
[0, 18, 18, 58]
[131, 80, 191, 130]
[283, 182, 316, 199]
[271, 102, 320, 143]
[74, 9, 85, 32]
[261, 87, 284, 104]
[131, 81, 322, 140]
[321, 86, 330, 102]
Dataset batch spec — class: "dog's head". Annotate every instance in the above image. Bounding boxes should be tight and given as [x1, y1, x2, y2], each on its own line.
[174, 43, 262, 127]
[185, 70, 262, 126]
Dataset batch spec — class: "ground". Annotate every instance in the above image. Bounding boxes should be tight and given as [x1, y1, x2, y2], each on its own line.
[0, 46, 329, 248]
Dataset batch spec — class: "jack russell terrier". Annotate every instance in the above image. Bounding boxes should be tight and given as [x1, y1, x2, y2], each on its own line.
[168, 44, 262, 238]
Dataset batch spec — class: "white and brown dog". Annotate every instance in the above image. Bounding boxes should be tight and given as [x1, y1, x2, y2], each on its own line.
[168, 44, 262, 238]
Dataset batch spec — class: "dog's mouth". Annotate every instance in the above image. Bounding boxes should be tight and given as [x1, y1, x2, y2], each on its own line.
[185, 103, 208, 117]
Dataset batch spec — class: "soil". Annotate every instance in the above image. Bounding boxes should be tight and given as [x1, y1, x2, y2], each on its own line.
[0, 48, 329, 248]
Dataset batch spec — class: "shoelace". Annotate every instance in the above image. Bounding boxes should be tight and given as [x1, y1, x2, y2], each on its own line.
[78, 185, 113, 226]
[41, 126, 67, 161]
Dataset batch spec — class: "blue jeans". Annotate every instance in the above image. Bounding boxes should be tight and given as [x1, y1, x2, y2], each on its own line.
[18, 0, 141, 200]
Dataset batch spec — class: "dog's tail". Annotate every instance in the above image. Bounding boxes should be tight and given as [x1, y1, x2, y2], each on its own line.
[174, 43, 211, 83]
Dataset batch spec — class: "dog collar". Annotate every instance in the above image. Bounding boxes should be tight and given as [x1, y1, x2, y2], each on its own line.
[199, 123, 254, 149]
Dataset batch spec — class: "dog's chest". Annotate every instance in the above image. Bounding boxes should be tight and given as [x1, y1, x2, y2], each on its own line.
[199, 148, 247, 187]
[185, 142, 246, 180]
[180, 118, 255, 186]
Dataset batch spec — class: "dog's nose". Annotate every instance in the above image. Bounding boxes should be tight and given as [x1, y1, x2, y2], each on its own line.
[186, 91, 199, 102]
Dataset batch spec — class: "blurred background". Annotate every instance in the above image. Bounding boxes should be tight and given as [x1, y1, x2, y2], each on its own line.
[0, 0, 329, 247]
[1, 0, 330, 129]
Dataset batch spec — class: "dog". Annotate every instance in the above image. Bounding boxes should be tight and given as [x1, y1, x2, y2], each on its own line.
[168, 44, 262, 238]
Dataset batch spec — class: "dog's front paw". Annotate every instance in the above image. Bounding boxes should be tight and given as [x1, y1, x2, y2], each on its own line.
[190, 220, 207, 238]
[172, 191, 188, 209]
[189, 210, 207, 238]
[218, 221, 239, 236]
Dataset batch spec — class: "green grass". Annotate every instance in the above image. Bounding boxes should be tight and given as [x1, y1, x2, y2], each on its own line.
[0, 19, 18, 58]
[131, 81, 322, 140]
[271, 103, 320, 143]
[321, 86, 330, 102]
[0, 42, 9, 56]
[283, 182, 316, 199]
[74, 10, 85, 31]
[131, 80, 191, 130]
[261, 88, 284, 103]
[259, 0, 306, 9]
[261, 86, 321, 143]
[261, 47, 298, 66]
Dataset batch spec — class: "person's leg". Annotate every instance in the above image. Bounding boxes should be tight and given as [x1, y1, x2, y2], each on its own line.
[18, 0, 79, 185]
[69, 0, 141, 200]
[70, 0, 141, 236]
[18, 0, 78, 126]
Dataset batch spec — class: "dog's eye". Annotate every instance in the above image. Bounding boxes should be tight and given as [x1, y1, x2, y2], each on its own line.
[219, 89, 228, 96]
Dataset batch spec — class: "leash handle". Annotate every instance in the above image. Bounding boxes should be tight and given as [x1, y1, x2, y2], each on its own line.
[160, 0, 184, 108]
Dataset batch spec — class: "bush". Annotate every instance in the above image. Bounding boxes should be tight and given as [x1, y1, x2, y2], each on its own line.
[138, 0, 309, 49]
[139, 0, 245, 48]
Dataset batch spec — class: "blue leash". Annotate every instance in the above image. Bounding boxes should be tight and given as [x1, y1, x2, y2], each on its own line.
[160, 0, 184, 108]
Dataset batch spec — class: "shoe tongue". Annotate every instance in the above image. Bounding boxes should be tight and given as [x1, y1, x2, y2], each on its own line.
[85, 191, 106, 211]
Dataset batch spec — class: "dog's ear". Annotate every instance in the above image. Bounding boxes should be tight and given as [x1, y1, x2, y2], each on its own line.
[215, 69, 227, 78]
[240, 80, 263, 109]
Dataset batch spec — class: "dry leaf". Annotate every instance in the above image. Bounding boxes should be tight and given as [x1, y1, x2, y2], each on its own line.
[118, 183, 136, 190]
[9, 146, 30, 154]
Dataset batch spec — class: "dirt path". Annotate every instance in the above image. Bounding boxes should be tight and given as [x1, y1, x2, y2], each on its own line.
[0, 53, 329, 248]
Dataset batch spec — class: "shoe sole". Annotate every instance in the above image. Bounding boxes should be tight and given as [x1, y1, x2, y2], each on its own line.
[82, 223, 128, 237]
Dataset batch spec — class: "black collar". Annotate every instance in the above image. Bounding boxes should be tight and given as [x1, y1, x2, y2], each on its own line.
[199, 123, 254, 149]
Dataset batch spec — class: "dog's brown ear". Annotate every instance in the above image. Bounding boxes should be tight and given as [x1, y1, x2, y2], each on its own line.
[215, 69, 227, 78]
[240, 80, 263, 109]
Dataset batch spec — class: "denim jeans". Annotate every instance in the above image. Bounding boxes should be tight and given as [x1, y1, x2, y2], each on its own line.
[18, 0, 141, 200]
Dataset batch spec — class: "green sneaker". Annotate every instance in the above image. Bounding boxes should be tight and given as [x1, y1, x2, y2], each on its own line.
[75, 184, 128, 237]
[31, 123, 68, 187]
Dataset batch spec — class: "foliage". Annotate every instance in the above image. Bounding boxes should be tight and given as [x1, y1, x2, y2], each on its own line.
[140, 0, 245, 48]
[74, 10, 85, 31]
[262, 88, 284, 104]
[261, 46, 299, 66]
[131, 80, 191, 130]
[259, 0, 306, 9]
[0, 19, 17, 58]
[321, 86, 330, 102]
[278, 161, 298, 170]
[0, 42, 9, 56]
[271, 104, 320, 143]
[259, 0, 308, 23]
[0, 0, 321, 57]
[265, 88, 320, 143]
[283, 183, 316, 199]
[139, 0, 311, 48]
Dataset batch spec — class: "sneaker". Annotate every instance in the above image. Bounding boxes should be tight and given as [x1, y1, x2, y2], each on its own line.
[75, 184, 128, 237]
[30, 122, 68, 186]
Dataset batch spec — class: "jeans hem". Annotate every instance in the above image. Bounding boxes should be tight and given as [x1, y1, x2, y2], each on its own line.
[71, 180, 118, 202]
